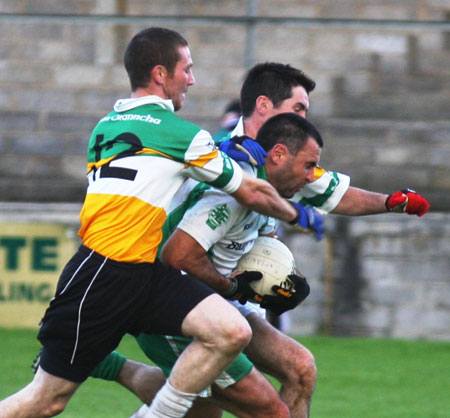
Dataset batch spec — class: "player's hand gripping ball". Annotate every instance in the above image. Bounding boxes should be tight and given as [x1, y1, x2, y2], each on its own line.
[385, 188, 430, 216]
[233, 236, 310, 315]
[224, 270, 262, 304]
[260, 273, 310, 316]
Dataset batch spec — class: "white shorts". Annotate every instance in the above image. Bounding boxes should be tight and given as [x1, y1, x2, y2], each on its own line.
[229, 300, 266, 318]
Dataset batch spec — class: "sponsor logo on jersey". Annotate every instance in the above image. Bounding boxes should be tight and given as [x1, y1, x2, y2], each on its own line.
[206, 204, 230, 230]
[100, 114, 161, 125]
[226, 241, 250, 251]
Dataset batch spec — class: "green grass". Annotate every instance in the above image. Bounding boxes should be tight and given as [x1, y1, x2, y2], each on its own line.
[1, 329, 449, 417]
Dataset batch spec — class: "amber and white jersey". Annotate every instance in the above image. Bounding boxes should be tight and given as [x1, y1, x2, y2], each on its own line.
[79, 96, 243, 263]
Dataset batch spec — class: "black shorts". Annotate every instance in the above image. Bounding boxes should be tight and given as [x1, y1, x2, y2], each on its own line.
[37, 245, 214, 382]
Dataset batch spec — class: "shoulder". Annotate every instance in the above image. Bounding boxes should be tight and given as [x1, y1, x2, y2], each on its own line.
[154, 107, 203, 136]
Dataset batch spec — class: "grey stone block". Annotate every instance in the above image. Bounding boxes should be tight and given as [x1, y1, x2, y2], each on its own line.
[6, 133, 64, 155]
[45, 113, 100, 133]
[0, 111, 39, 132]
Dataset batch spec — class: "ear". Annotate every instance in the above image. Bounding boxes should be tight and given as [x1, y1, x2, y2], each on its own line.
[255, 95, 273, 116]
[268, 143, 289, 164]
[151, 65, 168, 85]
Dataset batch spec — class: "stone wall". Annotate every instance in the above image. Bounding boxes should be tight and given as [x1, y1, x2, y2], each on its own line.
[0, 0, 449, 206]
[283, 213, 450, 340]
[0, 1, 449, 339]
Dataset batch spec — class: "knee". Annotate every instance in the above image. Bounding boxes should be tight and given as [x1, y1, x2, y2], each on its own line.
[39, 397, 68, 417]
[249, 389, 289, 418]
[262, 395, 290, 418]
[219, 317, 252, 354]
[291, 347, 317, 391]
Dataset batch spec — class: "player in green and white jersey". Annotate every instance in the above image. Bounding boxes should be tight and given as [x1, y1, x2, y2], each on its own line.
[221, 63, 429, 220]
[91, 62, 430, 418]
[92, 113, 321, 418]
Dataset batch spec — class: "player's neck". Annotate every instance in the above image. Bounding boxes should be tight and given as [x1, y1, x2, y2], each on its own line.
[243, 117, 260, 139]
[131, 84, 165, 100]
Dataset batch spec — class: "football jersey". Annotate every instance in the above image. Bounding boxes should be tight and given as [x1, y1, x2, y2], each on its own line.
[172, 164, 276, 277]
[78, 96, 243, 263]
[162, 163, 273, 318]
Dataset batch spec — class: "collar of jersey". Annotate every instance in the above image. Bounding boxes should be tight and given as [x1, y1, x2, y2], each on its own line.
[113, 95, 175, 113]
[257, 165, 267, 180]
[230, 116, 245, 137]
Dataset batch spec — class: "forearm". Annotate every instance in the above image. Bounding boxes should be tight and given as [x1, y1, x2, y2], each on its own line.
[161, 231, 231, 295]
[332, 186, 388, 216]
[232, 175, 297, 222]
[176, 254, 231, 294]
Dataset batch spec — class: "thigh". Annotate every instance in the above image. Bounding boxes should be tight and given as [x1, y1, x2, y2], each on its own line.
[29, 367, 81, 408]
[38, 247, 156, 382]
[186, 397, 223, 418]
[136, 260, 215, 337]
[211, 367, 284, 418]
[180, 293, 248, 342]
[137, 333, 253, 386]
[38, 250, 215, 382]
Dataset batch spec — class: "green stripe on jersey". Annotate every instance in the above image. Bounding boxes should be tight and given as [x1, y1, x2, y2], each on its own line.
[157, 182, 212, 257]
[207, 153, 235, 189]
[299, 171, 340, 207]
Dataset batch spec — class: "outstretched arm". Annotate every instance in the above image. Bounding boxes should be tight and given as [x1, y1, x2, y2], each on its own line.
[332, 186, 430, 217]
[331, 187, 388, 216]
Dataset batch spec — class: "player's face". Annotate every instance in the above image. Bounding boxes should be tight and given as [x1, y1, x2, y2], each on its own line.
[164, 46, 195, 111]
[270, 138, 321, 198]
[269, 85, 309, 119]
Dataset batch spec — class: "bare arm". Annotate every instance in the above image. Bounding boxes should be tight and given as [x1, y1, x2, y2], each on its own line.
[331, 186, 388, 216]
[161, 228, 231, 294]
[232, 172, 297, 223]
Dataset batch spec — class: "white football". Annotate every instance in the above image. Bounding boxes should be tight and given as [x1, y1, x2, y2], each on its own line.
[235, 236, 297, 297]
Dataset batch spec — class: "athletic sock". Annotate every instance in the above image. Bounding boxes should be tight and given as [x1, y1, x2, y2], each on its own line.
[144, 380, 197, 418]
[129, 403, 150, 418]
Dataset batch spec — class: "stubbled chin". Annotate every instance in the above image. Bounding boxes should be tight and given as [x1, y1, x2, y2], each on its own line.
[177, 94, 186, 107]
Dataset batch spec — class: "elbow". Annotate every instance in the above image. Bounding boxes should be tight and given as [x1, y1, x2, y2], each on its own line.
[161, 245, 185, 270]
[233, 189, 258, 210]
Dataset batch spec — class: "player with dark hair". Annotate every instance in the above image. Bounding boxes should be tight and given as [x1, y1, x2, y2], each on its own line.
[221, 62, 430, 219]
[240, 62, 316, 119]
[0, 30, 316, 418]
[85, 62, 429, 418]
[169, 62, 429, 417]
[88, 112, 323, 418]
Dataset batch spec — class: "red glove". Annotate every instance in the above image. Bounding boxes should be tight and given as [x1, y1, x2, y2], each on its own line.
[385, 189, 430, 217]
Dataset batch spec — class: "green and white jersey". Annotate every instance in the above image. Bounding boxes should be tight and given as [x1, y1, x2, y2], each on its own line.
[162, 162, 274, 318]
[79, 95, 243, 263]
[164, 163, 275, 277]
[229, 117, 350, 214]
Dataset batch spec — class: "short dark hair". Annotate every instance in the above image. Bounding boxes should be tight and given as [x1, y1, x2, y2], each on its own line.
[124, 27, 188, 91]
[256, 113, 323, 155]
[240, 62, 316, 118]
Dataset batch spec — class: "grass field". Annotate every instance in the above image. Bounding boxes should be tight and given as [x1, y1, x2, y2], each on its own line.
[1, 329, 449, 417]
